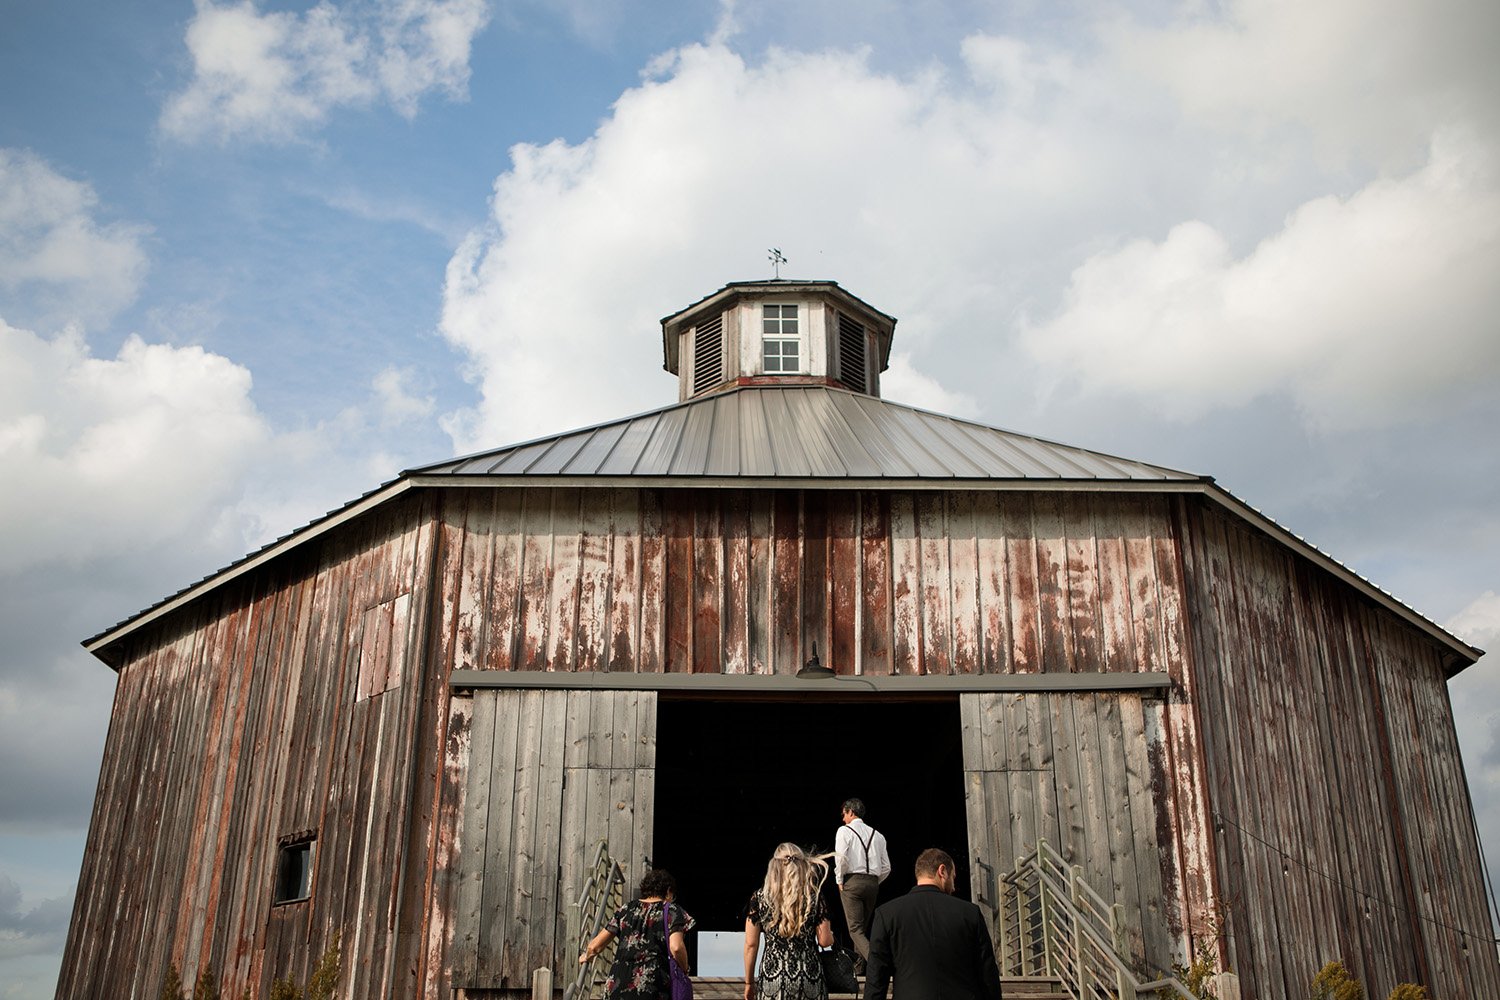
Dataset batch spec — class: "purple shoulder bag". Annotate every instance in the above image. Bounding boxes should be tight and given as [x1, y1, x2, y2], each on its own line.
[662, 901, 693, 1000]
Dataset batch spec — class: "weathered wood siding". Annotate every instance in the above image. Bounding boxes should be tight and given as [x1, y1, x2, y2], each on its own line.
[57, 493, 442, 1000]
[437, 487, 1194, 681]
[449, 689, 655, 991]
[961, 691, 1174, 970]
[433, 486, 1217, 971]
[1177, 499, 1500, 999]
[64, 480, 1492, 1000]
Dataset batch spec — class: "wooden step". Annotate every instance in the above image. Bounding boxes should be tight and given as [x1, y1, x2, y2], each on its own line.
[1001, 974, 1070, 998]
[690, 976, 862, 998]
[691, 975, 1068, 999]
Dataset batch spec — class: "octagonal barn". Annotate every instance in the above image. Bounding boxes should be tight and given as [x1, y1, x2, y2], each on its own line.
[60, 281, 1496, 999]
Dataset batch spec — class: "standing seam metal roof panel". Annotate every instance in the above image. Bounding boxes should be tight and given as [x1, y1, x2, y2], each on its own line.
[411, 385, 1202, 483]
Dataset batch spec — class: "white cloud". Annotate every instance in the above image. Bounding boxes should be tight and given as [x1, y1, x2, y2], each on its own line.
[0, 320, 271, 573]
[0, 150, 147, 329]
[437, 38, 1152, 450]
[881, 353, 979, 418]
[161, 0, 491, 142]
[439, 11, 1500, 453]
[1446, 593, 1500, 930]
[372, 365, 436, 426]
[1450, 592, 1500, 652]
[1021, 129, 1500, 430]
[1112, 0, 1500, 165]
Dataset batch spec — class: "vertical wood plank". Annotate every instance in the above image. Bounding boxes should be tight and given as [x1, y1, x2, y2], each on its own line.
[771, 491, 802, 675]
[663, 493, 695, 673]
[828, 491, 861, 675]
[1001, 495, 1041, 673]
[606, 489, 643, 673]
[576, 491, 613, 673]
[859, 492, 893, 676]
[801, 491, 830, 670]
[547, 489, 584, 671]
[889, 493, 922, 675]
[638, 491, 666, 674]
[917, 494, 952, 675]
[693, 493, 724, 673]
[974, 493, 1012, 676]
[722, 491, 752, 674]
[488, 489, 525, 672]
[948, 492, 981, 675]
[747, 493, 774, 674]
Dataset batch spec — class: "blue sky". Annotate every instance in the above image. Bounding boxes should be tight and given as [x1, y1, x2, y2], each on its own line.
[3, 1, 1499, 996]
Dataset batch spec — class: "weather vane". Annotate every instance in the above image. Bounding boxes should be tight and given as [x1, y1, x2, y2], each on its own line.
[768, 247, 787, 279]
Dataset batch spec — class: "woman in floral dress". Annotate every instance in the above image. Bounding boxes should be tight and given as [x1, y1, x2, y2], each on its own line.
[579, 869, 695, 1000]
[743, 844, 834, 1000]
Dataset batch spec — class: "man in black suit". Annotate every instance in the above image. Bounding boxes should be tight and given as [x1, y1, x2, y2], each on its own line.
[862, 848, 1002, 1000]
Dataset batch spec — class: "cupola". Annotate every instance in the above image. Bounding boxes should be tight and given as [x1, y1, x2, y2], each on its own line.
[661, 280, 897, 401]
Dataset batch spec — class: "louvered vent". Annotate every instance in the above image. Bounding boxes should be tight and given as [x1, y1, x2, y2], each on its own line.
[692, 314, 724, 394]
[838, 313, 867, 392]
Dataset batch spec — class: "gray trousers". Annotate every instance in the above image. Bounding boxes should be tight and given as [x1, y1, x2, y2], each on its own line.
[839, 873, 881, 965]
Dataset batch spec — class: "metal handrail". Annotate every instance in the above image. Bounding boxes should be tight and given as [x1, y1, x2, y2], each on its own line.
[561, 841, 627, 1000]
[996, 839, 1199, 1000]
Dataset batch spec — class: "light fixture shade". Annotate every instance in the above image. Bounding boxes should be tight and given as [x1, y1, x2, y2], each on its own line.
[797, 643, 835, 679]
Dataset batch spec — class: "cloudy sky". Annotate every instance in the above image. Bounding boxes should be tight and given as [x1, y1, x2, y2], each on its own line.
[2, 0, 1499, 994]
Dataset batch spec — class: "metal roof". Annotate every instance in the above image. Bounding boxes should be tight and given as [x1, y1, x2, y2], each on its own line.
[413, 385, 1202, 484]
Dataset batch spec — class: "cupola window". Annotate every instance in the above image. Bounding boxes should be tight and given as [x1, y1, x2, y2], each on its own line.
[761, 304, 801, 373]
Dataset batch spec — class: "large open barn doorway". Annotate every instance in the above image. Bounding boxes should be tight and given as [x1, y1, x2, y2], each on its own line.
[652, 698, 968, 966]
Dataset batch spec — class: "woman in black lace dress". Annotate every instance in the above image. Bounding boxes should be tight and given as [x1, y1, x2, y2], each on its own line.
[743, 843, 834, 1000]
[579, 868, 695, 1000]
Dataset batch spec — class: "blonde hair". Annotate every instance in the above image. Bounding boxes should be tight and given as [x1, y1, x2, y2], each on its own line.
[757, 843, 830, 938]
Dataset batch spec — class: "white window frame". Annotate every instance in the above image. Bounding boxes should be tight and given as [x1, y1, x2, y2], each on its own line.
[761, 303, 802, 374]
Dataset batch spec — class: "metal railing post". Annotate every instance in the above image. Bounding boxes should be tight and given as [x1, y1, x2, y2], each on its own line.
[1013, 855, 1028, 975]
[1110, 902, 1135, 1000]
[997, 877, 1012, 975]
[1037, 841, 1056, 977]
[1070, 864, 1089, 998]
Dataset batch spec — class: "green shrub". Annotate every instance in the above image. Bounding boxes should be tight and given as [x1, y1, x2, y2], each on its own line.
[1311, 961, 1365, 1000]
[305, 935, 340, 1000]
[268, 978, 301, 1000]
[1386, 985, 1429, 1000]
[193, 968, 220, 1000]
[159, 963, 186, 1000]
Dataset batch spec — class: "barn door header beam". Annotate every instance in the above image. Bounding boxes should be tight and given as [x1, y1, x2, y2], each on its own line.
[448, 669, 1172, 695]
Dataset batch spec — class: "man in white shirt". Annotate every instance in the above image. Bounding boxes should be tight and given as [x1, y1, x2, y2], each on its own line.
[835, 797, 891, 973]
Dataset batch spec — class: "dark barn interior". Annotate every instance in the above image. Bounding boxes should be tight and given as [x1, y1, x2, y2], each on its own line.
[653, 697, 968, 963]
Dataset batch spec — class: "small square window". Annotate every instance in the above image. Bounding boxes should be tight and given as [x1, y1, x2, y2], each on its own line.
[762, 303, 798, 336]
[762, 304, 801, 373]
[763, 338, 800, 373]
[273, 835, 316, 905]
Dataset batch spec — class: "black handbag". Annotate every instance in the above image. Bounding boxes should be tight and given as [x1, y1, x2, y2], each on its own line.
[820, 946, 859, 994]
